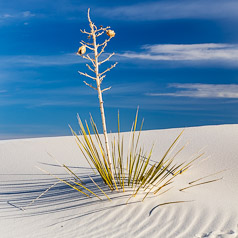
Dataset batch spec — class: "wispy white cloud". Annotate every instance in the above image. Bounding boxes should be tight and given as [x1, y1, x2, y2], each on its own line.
[119, 44, 238, 65]
[0, 11, 35, 24]
[0, 53, 84, 67]
[0, 11, 35, 18]
[2, 44, 237, 69]
[1, 0, 237, 23]
[147, 83, 238, 98]
[1, 14, 13, 19]
[96, 0, 238, 21]
[0, 52, 118, 69]
[22, 11, 35, 18]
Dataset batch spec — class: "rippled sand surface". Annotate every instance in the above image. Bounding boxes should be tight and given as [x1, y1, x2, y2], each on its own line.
[1, 125, 238, 238]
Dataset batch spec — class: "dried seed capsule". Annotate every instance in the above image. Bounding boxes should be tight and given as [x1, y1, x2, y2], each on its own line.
[77, 45, 86, 55]
[106, 30, 115, 38]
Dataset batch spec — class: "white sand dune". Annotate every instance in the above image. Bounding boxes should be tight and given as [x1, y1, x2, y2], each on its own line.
[0, 124, 238, 238]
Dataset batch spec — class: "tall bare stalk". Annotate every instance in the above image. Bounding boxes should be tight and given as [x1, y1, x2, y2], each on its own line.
[77, 9, 117, 173]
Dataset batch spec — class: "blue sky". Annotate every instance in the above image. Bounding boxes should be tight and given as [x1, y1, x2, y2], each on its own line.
[0, 0, 238, 139]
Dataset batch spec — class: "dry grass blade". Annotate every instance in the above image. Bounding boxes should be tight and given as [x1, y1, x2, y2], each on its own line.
[47, 152, 85, 182]
[180, 177, 223, 191]
[36, 166, 93, 198]
[174, 152, 205, 176]
[188, 170, 226, 184]
[89, 176, 111, 201]
[63, 164, 84, 184]
[161, 130, 184, 162]
[70, 125, 96, 173]
[156, 186, 173, 197]
[25, 181, 60, 209]
[149, 200, 193, 216]
[70, 179, 102, 200]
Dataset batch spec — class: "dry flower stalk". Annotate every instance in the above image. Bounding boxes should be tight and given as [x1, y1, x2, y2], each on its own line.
[77, 8, 117, 174]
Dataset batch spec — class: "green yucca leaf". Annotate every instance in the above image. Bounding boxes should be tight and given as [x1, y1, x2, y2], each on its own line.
[162, 130, 184, 160]
[36, 166, 91, 198]
[149, 158, 175, 186]
[169, 144, 187, 162]
[132, 164, 157, 198]
[70, 126, 96, 172]
[70, 179, 102, 200]
[63, 164, 84, 184]
[137, 148, 153, 183]
[85, 120, 102, 162]
[131, 149, 143, 187]
[153, 174, 177, 194]
[75, 118, 115, 190]
[155, 186, 173, 197]
[175, 153, 205, 176]
[90, 116, 106, 155]
[60, 180, 90, 197]
[89, 176, 111, 201]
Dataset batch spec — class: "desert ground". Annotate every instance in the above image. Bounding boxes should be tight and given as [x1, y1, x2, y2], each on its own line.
[0, 124, 238, 238]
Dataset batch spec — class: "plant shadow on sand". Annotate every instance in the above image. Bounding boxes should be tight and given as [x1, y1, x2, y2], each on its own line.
[0, 163, 146, 222]
[1, 158, 236, 237]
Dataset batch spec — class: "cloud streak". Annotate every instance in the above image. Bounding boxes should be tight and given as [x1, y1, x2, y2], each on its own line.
[0, 52, 118, 68]
[147, 83, 238, 99]
[119, 44, 238, 65]
[96, 0, 238, 21]
[0, 53, 85, 67]
[1, 0, 237, 24]
[0, 11, 35, 24]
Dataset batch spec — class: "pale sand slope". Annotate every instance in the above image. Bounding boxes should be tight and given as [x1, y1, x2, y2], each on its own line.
[0, 124, 238, 238]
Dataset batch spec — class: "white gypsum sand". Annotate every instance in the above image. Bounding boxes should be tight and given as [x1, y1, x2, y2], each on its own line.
[0, 124, 238, 238]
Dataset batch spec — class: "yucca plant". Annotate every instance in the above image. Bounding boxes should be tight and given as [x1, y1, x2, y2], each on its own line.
[65, 9, 220, 202]
[35, 109, 221, 204]
[32, 9, 222, 206]
[68, 109, 208, 202]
